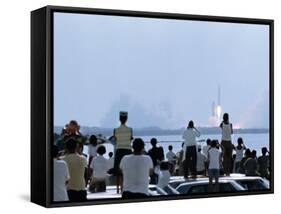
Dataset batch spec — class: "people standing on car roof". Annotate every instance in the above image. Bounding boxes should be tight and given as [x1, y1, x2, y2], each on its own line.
[110, 111, 133, 193]
[257, 147, 270, 179]
[196, 145, 207, 175]
[220, 113, 234, 176]
[233, 137, 247, 173]
[112, 111, 133, 172]
[182, 120, 200, 179]
[166, 145, 177, 175]
[207, 140, 223, 192]
[202, 138, 211, 157]
[147, 138, 164, 184]
[175, 142, 185, 176]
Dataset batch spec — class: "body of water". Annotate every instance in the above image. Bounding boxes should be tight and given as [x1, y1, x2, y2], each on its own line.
[83, 133, 270, 158]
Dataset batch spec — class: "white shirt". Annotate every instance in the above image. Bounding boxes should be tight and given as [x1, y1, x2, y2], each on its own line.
[90, 155, 109, 179]
[88, 144, 97, 157]
[120, 154, 153, 195]
[157, 170, 171, 188]
[107, 157, 114, 169]
[166, 151, 176, 162]
[53, 159, 70, 202]
[197, 152, 207, 171]
[235, 148, 244, 162]
[221, 123, 232, 141]
[202, 145, 210, 157]
[208, 148, 221, 169]
[182, 128, 200, 147]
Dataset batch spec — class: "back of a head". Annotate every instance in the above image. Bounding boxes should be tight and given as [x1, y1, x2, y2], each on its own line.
[211, 140, 218, 148]
[261, 147, 267, 155]
[109, 152, 113, 158]
[223, 113, 229, 123]
[150, 138, 157, 147]
[132, 138, 145, 154]
[65, 139, 77, 153]
[97, 145, 106, 156]
[251, 150, 257, 158]
[187, 120, 194, 129]
[69, 120, 78, 126]
[89, 135, 98, 146]
[206, 138, 211, 146]
[168, 145, 173, 151]
[245, 149, 251, 157]
[120, 115, 127, 124]
[237, 137, 243, 145]
[160, 161, 170, 171]
[52, 145, 59, 158]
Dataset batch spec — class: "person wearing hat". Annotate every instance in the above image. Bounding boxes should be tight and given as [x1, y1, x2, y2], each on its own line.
[112, 111, 133, 192]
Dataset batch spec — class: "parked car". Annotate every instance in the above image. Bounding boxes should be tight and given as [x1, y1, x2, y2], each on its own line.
[222, 174, 270, 190]
[176, 180, 245, 195]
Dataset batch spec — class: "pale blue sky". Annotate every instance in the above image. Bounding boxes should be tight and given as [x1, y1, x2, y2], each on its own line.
[54, 12, 269, 129]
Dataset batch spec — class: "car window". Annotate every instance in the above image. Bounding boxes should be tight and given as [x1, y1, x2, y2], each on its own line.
[188, 185, 208, 194]
[170, 181, 182, 189]
[237, 180, 266, 190]
[163, 186, 174, 195]
[219, 183, 235, 192]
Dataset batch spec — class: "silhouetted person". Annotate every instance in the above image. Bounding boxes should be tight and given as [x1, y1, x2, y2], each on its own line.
[220, 113, 234, 176]
[176, 142, 185, 176]
[258, 147, 270, 179]
[239, 149, 251, 174]
[244, 150, 258, 176]
[147, 138, 164, 184]
[182, 120, 200, 179]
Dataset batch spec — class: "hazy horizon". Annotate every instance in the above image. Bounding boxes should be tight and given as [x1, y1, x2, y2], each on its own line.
[54, 12, 270, 129]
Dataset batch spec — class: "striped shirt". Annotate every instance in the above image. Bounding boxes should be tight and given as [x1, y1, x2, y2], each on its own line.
[114, 124, 133, 150]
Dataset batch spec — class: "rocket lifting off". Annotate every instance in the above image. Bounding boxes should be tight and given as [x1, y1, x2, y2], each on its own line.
[209, 85, 222, 126]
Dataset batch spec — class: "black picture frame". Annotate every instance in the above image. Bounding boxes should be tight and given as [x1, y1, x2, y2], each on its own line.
[31, 5, 274, 208]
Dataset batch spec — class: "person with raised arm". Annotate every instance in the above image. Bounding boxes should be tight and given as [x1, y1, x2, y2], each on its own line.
[220, 113, 234, 176]
[182, 120, 200, 179]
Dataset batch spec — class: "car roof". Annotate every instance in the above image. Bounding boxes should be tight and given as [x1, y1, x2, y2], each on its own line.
[176, 179, 237, 186]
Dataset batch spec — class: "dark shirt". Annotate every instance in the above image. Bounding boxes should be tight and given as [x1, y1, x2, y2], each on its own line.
[244, 158, 258, 176]
[148, 146, 164, 167]
[257, 155, 269, 176]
